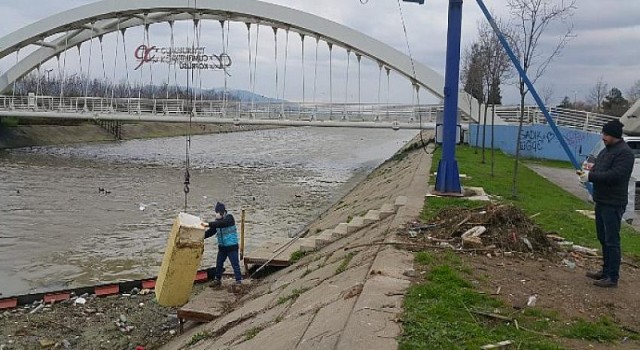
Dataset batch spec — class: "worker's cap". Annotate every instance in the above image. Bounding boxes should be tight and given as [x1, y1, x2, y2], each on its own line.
[602, 120, 624, 139]
[214, 202, 226, 214]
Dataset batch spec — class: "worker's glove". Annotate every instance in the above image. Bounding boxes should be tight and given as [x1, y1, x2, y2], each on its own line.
[577, 170, 589, 183]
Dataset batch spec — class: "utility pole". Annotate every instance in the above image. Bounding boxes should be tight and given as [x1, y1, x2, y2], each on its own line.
[436, 0, 464, 195]
[402, 0, 463, 195]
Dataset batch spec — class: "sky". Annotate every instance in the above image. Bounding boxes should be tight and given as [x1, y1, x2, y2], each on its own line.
[0, 0, 638, 105]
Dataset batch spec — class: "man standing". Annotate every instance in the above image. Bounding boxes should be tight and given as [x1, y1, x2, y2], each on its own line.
[203, 202, 243, 291]
[579, 120, 634, 288]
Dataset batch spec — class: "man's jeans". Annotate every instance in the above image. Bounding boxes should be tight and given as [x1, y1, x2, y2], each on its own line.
[595, 203, 625, 282]
[215, 244, 243, 282]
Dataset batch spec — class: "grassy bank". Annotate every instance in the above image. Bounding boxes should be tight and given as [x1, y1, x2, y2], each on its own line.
[424, 146, 640, 257]
[400, 145, 640, 349]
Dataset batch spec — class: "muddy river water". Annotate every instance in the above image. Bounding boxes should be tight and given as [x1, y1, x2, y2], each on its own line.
[0, 127, 417, 297]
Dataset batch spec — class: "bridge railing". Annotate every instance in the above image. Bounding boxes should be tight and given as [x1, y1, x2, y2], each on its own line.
[1, 95, 619, 132]
[0, 94, 446, 124]
[493, 105, 618, 133]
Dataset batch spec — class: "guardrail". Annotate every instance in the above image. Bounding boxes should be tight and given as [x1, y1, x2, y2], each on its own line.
[0, 94, 448, 124]
[493, 105, 618, 133]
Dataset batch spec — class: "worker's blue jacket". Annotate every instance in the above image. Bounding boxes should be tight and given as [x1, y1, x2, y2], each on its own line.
[205, 213, 239, 247]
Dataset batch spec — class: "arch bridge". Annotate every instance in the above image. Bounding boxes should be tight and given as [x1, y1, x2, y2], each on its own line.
[0, 0, 485, 130]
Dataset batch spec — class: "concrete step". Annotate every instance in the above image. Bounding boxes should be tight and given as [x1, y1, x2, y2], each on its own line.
[347, 216, 366, 232]
[363, 210, 380, 223]
[333, 223, 349, 238]
[315, 230, 335, 247]
[379, 203, 396, 218]
[395, 196, 408, 211]
[299, 238, 317, 253]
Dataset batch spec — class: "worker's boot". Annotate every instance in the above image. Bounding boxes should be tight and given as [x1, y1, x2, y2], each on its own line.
[585, 270, 603, 280]
[593, 277, 617, 288]
[210, 279, 222, 289]
[231, 282, 243, 294]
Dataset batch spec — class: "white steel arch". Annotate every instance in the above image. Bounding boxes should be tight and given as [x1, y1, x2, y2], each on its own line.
[0, 0, 482, 120]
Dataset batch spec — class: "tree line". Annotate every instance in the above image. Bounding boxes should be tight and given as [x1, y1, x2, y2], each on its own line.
[559, 78, 640, 117]
[9, 72, 235, 101]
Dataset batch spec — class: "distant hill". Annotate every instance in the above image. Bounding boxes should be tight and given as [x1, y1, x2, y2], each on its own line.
[207, 88, 283, 103]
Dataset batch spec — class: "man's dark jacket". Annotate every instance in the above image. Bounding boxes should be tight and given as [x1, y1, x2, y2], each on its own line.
[589, 139, 634, 207]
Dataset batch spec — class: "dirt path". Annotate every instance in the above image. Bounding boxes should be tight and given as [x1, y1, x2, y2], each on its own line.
[466, 253, 640, 349]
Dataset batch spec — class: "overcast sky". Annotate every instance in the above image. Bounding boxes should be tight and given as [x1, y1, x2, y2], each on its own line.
[0, 0, 638, 105]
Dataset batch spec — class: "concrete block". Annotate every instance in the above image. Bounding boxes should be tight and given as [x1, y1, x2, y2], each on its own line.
[155, 213, 205, 307]
[347, 217, 366, 232]
[315, 231, 334, 247]
[395, 196, 408, 211]
[363, 210, 380, 224]
[379, 203, 396, 218]
[299, 238, 317, 253]
[333, 223, 349, 237]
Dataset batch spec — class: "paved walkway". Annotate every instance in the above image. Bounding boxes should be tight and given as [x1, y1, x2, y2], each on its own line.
[526, 164, 640, 230]
[526, 164, 591, 203]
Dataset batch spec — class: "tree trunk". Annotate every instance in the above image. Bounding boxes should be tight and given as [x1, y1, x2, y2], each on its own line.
[512, 90, 526, 198]
[474, 103, 482, 154]
[482, 103, 489, 164]
[491, 102, 496, 177]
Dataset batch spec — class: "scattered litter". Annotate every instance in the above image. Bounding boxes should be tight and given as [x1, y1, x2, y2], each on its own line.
[403, 269, 420, 278]
[526, 294, 538, 307]
[481, 340, 513, 349]
[74, 297, 86, 306]
[571, 245, 598, 256]
[29, 303, 45, 315]
[562, 259, 576, 270]
[546, 234, 565, 241]
[461, 226, 486, 239]
[408, 230, 418, 238]
[521, 237, 533, 251]
[38, 338, 56, 348]
[492, 286, 502, 295]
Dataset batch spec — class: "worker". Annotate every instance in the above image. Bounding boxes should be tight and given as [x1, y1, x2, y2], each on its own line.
[202, 202, 243, 291]
[578, 120, 634, 288]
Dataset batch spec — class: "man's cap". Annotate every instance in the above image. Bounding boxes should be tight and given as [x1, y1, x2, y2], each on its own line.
[602, 120, 624, 139]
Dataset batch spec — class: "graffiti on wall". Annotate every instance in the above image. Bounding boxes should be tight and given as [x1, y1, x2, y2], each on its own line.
[519, 130, 555, 151]
[519, 129, 591, 153]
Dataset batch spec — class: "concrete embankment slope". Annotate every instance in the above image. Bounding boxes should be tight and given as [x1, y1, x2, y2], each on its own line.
[0, 122, 274, 149]
[162, 132, 433, 350]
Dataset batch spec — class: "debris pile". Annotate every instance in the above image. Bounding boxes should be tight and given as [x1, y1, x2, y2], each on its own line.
[407, 204, 556, 255]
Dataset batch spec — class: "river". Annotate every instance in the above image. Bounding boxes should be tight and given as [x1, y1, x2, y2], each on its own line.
[0, 127, 417, 297]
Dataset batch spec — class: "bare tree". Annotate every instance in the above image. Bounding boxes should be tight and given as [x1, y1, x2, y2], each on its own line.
[541, 84, 555, 106]
[477, 19, 512, 166]
[587, 77, 608, 113]
[507, 0, 576, 198]
[628, 79, 640, 105]
[461, 42, 485, 153]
